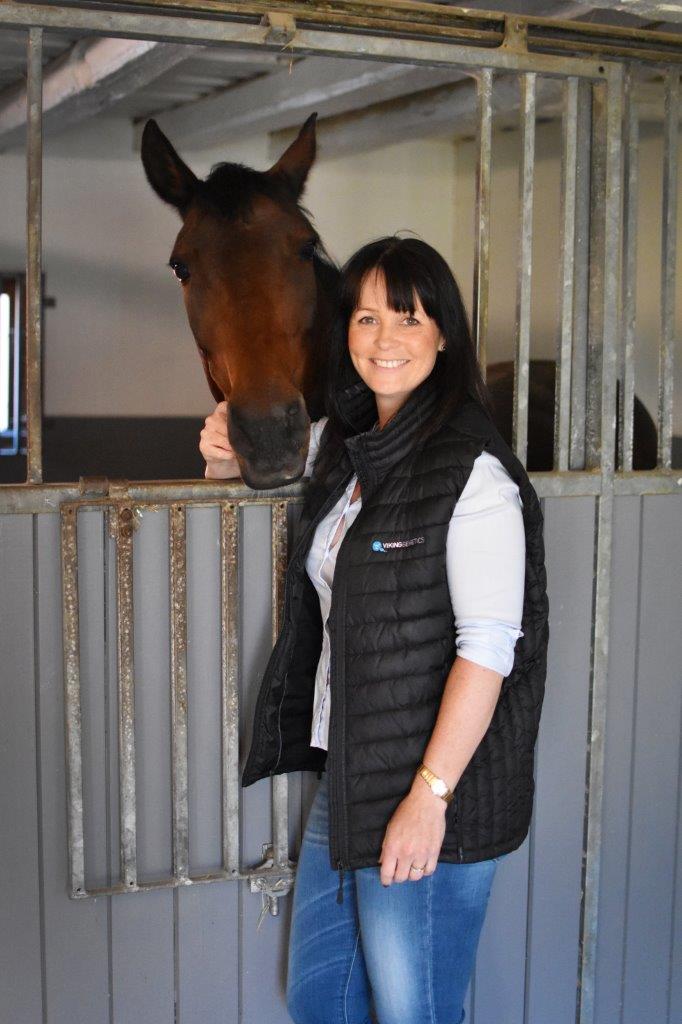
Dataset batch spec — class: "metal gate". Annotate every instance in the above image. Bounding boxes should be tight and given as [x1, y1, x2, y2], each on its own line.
[1, 4, 680, 1023]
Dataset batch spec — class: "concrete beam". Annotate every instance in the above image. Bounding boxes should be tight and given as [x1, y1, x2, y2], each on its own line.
[132, 54, 474, 151]
[0, 36, 200, 151]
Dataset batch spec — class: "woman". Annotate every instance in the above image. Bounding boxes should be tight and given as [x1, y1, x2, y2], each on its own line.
[200, 236, 549, 1024]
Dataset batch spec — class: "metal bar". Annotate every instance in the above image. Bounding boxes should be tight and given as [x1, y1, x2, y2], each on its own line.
[620, 65, 638, 474]
[271, 501, 290, 868]
[73, 863, 296, 899]
[60, 504, 86, 896]
[2, 0, 680, 64]
[570, 78, 592, 471]
[577, 63, 624, 1024]
[473, 67, 493, 377]
[25, 27, 42, 484]
[585, 82, 607, 472]
[513, 71, 535, 467]
[0, 3, 613, 78]
[169, 504, 189, 880]
[4, 470, 682, 516]
[554, 76, 578, 473]
[220, 501, 240, 876]
[111, 503, 138, 889]
[658, 68, 679, 470]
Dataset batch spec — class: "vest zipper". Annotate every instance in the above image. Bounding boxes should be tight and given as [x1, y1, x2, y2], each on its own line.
[327, 506, 365, 901]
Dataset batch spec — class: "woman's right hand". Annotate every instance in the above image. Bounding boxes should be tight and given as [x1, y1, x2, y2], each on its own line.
[200, 400, 241, 479]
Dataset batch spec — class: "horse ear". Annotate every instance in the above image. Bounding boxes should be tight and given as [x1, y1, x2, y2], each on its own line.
[141, 119, 199, 216]
[266, 111, 317, 198]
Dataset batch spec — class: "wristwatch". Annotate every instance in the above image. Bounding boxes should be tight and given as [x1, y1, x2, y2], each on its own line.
[416, 762, 454, 804]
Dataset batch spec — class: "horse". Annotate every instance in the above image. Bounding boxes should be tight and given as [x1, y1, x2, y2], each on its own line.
[141, 112, 340, 489]
[141, 115, 658, 480]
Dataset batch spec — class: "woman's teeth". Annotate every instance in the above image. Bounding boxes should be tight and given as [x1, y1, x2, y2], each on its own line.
[371, 359, 409, 368]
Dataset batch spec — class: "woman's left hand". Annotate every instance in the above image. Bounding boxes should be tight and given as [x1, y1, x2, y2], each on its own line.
[378, 780, 448, 885]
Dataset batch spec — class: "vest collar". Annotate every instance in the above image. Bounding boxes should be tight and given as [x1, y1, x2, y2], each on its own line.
[333, 369, 441, 498]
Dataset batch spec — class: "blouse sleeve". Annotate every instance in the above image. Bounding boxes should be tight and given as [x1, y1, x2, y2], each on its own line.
[446, 450, 526, 677]
[303, 416, 329, 477]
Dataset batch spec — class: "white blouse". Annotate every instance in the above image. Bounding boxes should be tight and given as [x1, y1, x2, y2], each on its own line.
[303, 416, 526, 751]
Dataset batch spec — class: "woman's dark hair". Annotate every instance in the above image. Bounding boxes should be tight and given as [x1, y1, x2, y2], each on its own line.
[314, 234, 494, 484]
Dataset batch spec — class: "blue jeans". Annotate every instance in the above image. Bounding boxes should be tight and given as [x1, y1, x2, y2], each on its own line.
[286, 771, 507, 1024]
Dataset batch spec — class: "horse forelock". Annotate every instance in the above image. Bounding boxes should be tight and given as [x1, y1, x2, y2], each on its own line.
[199, 161, 304, 221]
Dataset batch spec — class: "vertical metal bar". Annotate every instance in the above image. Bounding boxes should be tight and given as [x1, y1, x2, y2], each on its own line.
[170, 504, 189, 880]
[658, 67, 679, 470]
[473, 67, 493, 377]
[25, 27, 43, 483]
[271, 501, 289, 867]
[571, 79, 592, 471]
[578, 64, 624, 1024]
[585, 81, 608, 470]
[60, 504, 86, 896]
[620, 65, 638, 473]
[220, 501, 240, 875]
[554, 76, 579, 473]
[513, 71, 535, 467]
[112, 503, 138, 889]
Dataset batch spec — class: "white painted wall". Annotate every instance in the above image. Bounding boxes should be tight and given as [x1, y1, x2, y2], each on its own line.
[0, 112, 680, 433]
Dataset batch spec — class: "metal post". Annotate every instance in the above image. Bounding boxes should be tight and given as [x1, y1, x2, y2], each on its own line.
[620, 64, 639, 473]
[578, 63, 624, 1024]
[554, 76, 579, 472]
[60, 504, 86, 895]
[658, 67, 679, 470]
[473, 67, 493, 375]
[111, 503, 138, 889]
[513, 71, 535, 466]
[170, 504, 190, 880]
[25, 27, 43, 483]
[221, 502, 240, 875]
[271, 502, 290, 870]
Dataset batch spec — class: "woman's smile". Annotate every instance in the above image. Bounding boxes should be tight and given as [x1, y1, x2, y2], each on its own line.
[369, 358, 410, 369]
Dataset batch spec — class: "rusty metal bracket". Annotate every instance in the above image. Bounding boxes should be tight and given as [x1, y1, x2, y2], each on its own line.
[500, 17, 529, 55]
[260, 11, 297, 47]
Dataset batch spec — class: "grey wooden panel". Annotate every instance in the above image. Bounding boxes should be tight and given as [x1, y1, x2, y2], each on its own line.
[596, 495, 642, 1024]
[0, 514, 43, 1024]
[178, 505, 238, 1022]
[621, 494, 682, 1024]
[135, 508, 172, 882]
[527, 496, 596, 1024]
[107, 514, 175, 1023]
[78, 509, 111, 891]
[36, 512, 110, 1023]
[240, 504, 292, 1023]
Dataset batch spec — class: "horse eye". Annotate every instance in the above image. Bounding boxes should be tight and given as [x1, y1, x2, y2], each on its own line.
[299, 239, 317, 261]
[169, 259, 190, 282]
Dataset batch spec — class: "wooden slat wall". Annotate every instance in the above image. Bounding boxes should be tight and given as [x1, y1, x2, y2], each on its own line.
[1, 495, 680, 1023]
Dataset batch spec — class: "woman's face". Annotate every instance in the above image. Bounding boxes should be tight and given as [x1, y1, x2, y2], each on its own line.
[348, 268, 444, 420]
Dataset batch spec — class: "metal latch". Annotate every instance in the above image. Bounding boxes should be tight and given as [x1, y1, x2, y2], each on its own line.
[260, 11, 297, 46]
[249, 843, 296, 931]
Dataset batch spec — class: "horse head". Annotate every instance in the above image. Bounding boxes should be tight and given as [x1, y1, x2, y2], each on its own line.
[141, 112, 339, 489]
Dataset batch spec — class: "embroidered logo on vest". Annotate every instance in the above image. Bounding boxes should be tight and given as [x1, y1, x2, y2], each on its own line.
[372, 535, 425, 553]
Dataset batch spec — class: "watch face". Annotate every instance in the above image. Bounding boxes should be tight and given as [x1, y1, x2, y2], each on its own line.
[432, 779, 448, 797]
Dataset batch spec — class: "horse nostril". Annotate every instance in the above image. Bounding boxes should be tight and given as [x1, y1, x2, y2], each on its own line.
[286, 400, 301, 421]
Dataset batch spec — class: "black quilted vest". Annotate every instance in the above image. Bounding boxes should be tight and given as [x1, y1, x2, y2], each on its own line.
[241, 370, 550, 902]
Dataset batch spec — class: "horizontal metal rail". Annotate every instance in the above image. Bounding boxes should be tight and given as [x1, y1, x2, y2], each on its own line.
[0, 1, 657, 77]
[1, 0, 680, 65]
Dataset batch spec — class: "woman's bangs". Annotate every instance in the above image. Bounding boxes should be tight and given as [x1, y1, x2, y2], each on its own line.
[358, 254, 439, 322]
